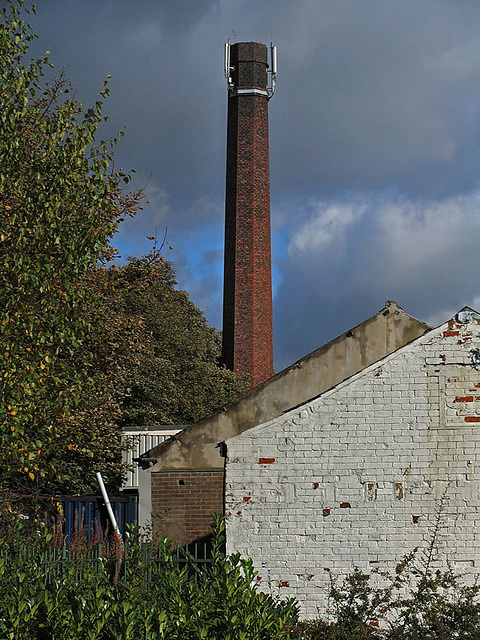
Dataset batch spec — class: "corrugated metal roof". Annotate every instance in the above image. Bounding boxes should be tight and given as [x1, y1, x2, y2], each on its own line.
[122, 427, 182, 488]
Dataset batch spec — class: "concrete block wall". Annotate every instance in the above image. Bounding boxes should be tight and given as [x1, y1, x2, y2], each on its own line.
[225, 315, 480, 618]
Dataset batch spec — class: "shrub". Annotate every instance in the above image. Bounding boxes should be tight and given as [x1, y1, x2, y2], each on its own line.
[0, 516, 299, 639]
[290, 550, 480, 640]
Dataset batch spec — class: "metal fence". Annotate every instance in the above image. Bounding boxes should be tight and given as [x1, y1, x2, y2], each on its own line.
[52, 494, 138, 543]
[0, 538, 213, 585]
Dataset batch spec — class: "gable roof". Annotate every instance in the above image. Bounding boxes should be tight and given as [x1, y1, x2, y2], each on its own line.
[225, 306, 480, 443]
[143, 301, 430, 472]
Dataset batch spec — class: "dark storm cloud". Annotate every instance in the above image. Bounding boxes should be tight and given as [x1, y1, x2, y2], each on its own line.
[268, 0, 480, 197]
[27, 0, 480, 369]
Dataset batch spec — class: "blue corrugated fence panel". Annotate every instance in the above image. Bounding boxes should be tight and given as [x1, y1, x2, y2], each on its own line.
[58, 495, 137, 543]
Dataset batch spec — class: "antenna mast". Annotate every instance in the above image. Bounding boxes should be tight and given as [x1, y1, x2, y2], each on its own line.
[224, 41, 234, 89]
[224, 40, 277, 99]
[268, 43, 277, 99]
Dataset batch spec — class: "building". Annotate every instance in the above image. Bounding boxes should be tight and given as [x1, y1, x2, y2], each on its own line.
[136, 41, 480, 620]
[222, 41, 275, 388]
[142, 301, 429, 545]
[121, 426, 180, 530]
[224, 307, 480, 617]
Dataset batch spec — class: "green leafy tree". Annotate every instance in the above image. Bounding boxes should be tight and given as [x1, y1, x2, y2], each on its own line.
[89, 246, 249, 428]
[0, 1, 142, 496]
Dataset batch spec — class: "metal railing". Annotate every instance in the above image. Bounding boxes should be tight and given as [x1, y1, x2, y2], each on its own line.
[0, 538, 214, 585]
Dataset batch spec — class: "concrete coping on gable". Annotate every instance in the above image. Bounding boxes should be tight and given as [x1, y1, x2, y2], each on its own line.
[223, 306, 480, 444]
[143, 301, 430, 472]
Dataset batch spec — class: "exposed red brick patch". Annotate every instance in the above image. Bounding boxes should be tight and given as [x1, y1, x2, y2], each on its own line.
[412, 515, 420, 523]
[259, 457, 275, 464]
[366, 483, 376, 501]
[465, 417, 480, 422]
[151, 471, 224, 545]
[395, 483, 404, 500]
[455, 396, 474, 402]
[340, 502, 351, 508]
[243, 496, 251, 502]
[278, 581, 289, 587]
[443, 330, 459, 337]
[322, 508, 331, 516]
[313, 482, 319, 490]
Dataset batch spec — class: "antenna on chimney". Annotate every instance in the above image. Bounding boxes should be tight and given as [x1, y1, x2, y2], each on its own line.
[225, 40, 277, 98]
[224, 41, 234, 89]
[267, 43, 277, 100]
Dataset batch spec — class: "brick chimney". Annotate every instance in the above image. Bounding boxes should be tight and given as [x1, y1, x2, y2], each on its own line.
[222, 42, 274, 388]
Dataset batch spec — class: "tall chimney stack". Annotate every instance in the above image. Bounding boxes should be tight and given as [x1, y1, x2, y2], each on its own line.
[222, 41, 275, 388]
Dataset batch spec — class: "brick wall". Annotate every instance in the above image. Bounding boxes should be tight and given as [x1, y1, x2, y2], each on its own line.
[225, 315, 480, 618]
[222, 42, 273, 388]
[151, 471, 224, 545]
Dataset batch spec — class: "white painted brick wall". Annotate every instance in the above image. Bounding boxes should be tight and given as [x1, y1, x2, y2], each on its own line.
[225, 316, 480, 619]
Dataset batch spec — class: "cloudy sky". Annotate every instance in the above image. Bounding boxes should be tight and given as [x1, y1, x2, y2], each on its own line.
[26, 0, 480, 371]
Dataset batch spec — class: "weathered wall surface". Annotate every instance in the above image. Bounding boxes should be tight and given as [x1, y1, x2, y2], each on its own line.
[147, 302, 429, 545]
[225, 314, 480, 618]
[151, 471, 224, 545]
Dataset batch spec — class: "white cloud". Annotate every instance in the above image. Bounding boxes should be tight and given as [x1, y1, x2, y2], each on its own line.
[288, 201, 367, 255]
[288, 191, 480, 273]
[376, 192, 480, 271]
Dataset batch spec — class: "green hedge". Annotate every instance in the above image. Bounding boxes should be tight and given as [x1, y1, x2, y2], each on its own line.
[0, 517, 298, 640]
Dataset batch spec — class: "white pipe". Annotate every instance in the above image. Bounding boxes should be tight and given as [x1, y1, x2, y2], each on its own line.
[96, 471, 122, 542]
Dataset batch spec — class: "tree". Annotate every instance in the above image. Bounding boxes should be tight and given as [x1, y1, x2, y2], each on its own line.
[89, 246, 249, 429]
[0, 2, 247, 501]
[0, 1, 143, 495]
[34, 246, 249, 498]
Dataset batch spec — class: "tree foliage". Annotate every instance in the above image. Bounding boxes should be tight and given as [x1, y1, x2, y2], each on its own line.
[0, 1, 247, 501]
[89, 247, 249, 428]
[0, 1, 142, 495]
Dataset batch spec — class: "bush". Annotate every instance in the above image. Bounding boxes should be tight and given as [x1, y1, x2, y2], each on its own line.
[0, 516, 299, 639]
[290, 550, 480, 640]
